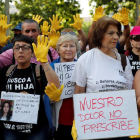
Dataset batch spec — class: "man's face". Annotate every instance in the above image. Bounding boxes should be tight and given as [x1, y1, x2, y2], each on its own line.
[22, 22, 40, 44]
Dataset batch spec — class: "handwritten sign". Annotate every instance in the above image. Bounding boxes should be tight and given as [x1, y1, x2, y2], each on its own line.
[54, 62, 76, 99]
[73, 90, 139, 139]
[1, 91, 40, 124]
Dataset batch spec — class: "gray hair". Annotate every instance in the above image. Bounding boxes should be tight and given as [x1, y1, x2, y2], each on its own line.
[22, 19, 40, 31]
[56, 33, 80, 53]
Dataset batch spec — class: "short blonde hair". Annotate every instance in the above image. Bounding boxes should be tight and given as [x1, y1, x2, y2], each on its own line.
[56, 33, 80, 53]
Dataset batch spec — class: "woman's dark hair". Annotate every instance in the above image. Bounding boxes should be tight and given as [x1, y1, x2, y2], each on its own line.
[13, 35, 35, 52]
[90, 16, 121, 48]
[0, 101, 12, 121]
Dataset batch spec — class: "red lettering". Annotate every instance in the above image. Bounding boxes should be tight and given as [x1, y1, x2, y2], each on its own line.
[92, 99, 97, 109]
[128, 120, 135, 130]
[97, 123, 102, 132]
[91, 124, 96, 132]
[120, 121, 128, 130]
[78, 111, 106, 122]
[115, 97, 123, 106]
[81, 120, 134, 134]
[78, 114, 85, 122]
[97, 98, 105, 109]
[100, 123, 109, 131]
[111, 122, 120, 130]
[79, 97, 91, 111]
[114, 110, 122, 118]
[81, 124, 92, 133]
[107, 97, 115, 107]
[109, 110, 127, 120]
[80, 97, 123, 111]
[93, 112, 99, 119]
[98, 111, 106, 119]
[85, 113, 91, 121]
[109, 111, 115, 119]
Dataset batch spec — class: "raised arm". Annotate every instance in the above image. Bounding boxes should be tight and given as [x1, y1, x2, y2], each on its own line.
[77, 29, 88, 52]
[32, 35, 60, 88]
[70, 14, 88, 52]
[112, 7, 130, 49]
[119, 24, 130, 48]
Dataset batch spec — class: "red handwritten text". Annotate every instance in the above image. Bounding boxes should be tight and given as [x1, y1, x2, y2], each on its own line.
[78, 111, 106, 122]
[81, 120, 134, 133]
[79, 97, 123, 111]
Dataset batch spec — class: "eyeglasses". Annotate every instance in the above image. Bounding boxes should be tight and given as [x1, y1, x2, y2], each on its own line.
[13, 45, 31, 52]
[131, 35, 140, 42]
[61, 32, 76, 36]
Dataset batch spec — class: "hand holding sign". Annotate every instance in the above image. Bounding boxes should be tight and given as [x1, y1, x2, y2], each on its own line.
[45, 83, 64, 101]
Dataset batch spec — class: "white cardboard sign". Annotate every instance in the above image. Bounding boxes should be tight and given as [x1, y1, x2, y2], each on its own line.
[1, 91, 40, 124]
[73, 90, 139, 140]
[54, 62, 76, 99]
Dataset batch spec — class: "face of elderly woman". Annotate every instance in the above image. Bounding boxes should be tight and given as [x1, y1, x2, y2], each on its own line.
[101, 25, 119, 49]
[59, 40, 77, 62]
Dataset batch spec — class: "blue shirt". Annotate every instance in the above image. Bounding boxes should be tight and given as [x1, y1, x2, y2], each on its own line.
[0, 43, 13, 54]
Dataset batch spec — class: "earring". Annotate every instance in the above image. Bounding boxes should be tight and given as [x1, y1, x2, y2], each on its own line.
[131, 44, 133, 48]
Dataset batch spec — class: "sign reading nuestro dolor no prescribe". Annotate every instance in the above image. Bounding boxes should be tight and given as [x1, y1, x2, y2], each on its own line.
[73, 90, 139, 139]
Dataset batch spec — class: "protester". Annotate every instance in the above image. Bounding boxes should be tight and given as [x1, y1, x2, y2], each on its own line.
[0, 101, 12, 121]
[71, 16, 133, 140]
[69, 14, 88, 56]
[60, 28, 81, 59]
[0, 34, 60, 140]
[45, 31, 80, 140]
[88, 7, 130, 55]
[125, 26, 140, 76]
[0, 18, 59, 69]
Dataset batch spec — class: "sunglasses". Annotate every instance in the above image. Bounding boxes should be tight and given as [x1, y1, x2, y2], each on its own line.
[131, 35, 140, 42]
[61, 32, 76, 36]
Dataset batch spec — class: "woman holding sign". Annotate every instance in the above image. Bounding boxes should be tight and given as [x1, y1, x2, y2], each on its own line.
[71, 16, 133, 140]
[0, 34, 60, 140]
[45, 29, 79, 140]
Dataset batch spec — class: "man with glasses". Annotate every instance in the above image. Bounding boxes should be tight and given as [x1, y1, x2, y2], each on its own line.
[0, 19, 59, 69]
[0, 35, 60, 140]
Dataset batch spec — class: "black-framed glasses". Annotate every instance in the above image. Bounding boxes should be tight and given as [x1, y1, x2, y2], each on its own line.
[61, 32, 76, 36]
[13, 45, 31, 52]
[131, 35, 140, 42]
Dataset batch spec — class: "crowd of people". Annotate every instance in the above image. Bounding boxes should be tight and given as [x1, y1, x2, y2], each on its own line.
[0, 5, 140, 140]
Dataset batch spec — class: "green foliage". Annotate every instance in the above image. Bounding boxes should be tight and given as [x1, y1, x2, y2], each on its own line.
[89, 0, 136, 26]
[82, 21, 92, 36]
[10, 0, 82, 30]
[0, 0, 13, 14]
[0, 0, 5, 14]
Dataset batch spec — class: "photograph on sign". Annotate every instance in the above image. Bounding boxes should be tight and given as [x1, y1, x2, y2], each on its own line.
[1, 91, 40, 124]
[54, 62, 76, 99]
[0, 99, 14, 121]
[73, 90, 139, 139]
